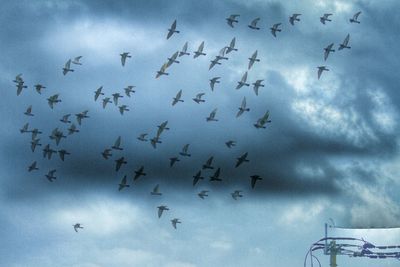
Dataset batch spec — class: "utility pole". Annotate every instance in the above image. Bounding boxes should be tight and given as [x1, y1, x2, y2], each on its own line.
[329, 241, 338, 267]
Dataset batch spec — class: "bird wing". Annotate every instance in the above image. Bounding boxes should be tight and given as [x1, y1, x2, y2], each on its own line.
[114, 136, 121, 148]
[171, 20, 177, 30]
[158, 208, 163, 218]
[343, 34, 350, 46]
[354, 11, 361, 20]
[65, 59, 71, 69]
[318, 68, 323, 79]
[182, 42, 188, 52]
[241, 71, 248, 83]
[230, 37, 236, 48]
[251, 17, 260, 27]
[241, 97, 247, 109]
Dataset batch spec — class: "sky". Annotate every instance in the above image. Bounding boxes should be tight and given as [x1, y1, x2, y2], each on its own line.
[1, 0, 400, 266]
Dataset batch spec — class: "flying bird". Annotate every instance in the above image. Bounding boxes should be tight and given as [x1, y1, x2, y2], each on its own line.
[30, 138, 42, 152]
[112, 93, 123, 106]
[248, 50, 260, 70]
[119, 105, 129, 115]
[62, 59, 74, 75]
[101, 148, 112, 159]
[350, 11, 361, 23]
[254, 110, 271, 128]
[118, 175, 129, 191]
[172, 90, 184, 106]
[75, 110, 89, 125]
[156, 63, 169, 78]
[206, 108, 218, 122]
[43, 144, 57, 159]
[179, 41, 190, 57]
[209, 77, 220, 91]
[193, 92, 205, 103]
[24, 105, 34, 116]
[202, 156, 214, 170]
[317, 66, 329, 79]
[124, 85, 135, 97]
[151, 184, 162, 196]
[216, 47, 228, 61]
[248, 18, 261, 30]
[209, 58, 221, 70]
[13, 73, 23, 84]
[236, 71, 250, 89]
[270, 23, 282, 37]
[150, 136, 162, 149]
[231, 190, 243, 200]
[115, 157, 127, 171]
[210, 168, 222, 182]
[320, 13, 333, 24]
[157, 121, 170, 136]
[47, 94, 61, 109]
[137, 133, 148, 142]
[236, 97, 250, 118]
[102, 97, 112, 109]
[235, 152, 249, 168]
[68, 123, 79, 135]
[250, 175, 262, 189]
[58, 149, 70, 161]
[72, 56, 83, 65]
[179, 144, 191, 157]
[34, 84, 46, 94]
[157, 205, 169, 218]
[112, 136, 123, 150]
[31, 128, 42, 140]
[225, 140, 236, 148]
[60, 114, 71, 124]
[324, 43, 335, 61]
[198, 190, 209, 199]
[133, 165, 146, 181]
[193, 41, 206, 58]
[73, 223, 83, 232]
[338, 34, 351, 50]
[167, 51, 180, 68]
[20, 123, 30, 134]
[120, 52, 131, 66]
[16, 81, 27, 96]
[49, 127, 66, 146]
[171, 218, 181, 229]
[28, 161, 38, 172]
[193, 170, 204, 186]
[45, 169, 57, 182]
[226, 14, 240, 27]
[167, 20, 179, 40]
[252, 80, 264, 96]
[289, 13, 301, 25]
[225, 38, 238, 55]
[169, 157, 180, 167]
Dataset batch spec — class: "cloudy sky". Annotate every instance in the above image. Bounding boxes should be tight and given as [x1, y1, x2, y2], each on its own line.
[1, 0, 400, 266]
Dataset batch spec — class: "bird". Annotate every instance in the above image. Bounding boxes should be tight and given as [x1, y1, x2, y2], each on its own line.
[47, 94, 61, 109]
[226, 14, 240, 27]
[157, 121, 170, 136]
[24, 105, 34, 116]
[338, 34, 351, 50]
[320, 13, 333, 24]
[179, 144, 191, 157]
[202, 156, 214, 169]
[34, 84, 46, 94]
[30, 138, 42, 152]
[45, 169, 57, 182]
[231, 190, 243, 200]
[248, 51, 260, 70]
[193, 41, 206, 58]
[101, 148, 112, 159]
[102, 97, 112, 109]
[137, 133, 148, 142]
[209, 77, 220, 91]
[118, 175, 130, 191]
[120, 52, 131, 66]
[75, 110, 89, 125]
[150, 136, 162, 149]
[167, 19, 179, 39]
[13, 73, 23, 84]
[94, 86, 104, 101]
[28, 161, 38, 172]
[15, 81, 27, 96]
[133, 166, 146, 181]
[193, 92, 205, 103]
[112, 136, 123, 150]
[324, 43, 335, 61]
[73, 223, 83, 232]
[210, 168, 222, 182]
[156, 63, 169, 78]
[254, 110, 271, 128]
[350, 11, 361, 23]
[209, 57, 221, 70]
[169, 157, 180, 167]
[58, 149, 70, 161]
[112, 93, 123, 106]
[157, 205, 169, 218]
[151, 184, 162, 196]
[124, 85, 136, 97]
[72, 56, 83, 65]
[252, 80, 264, 96]
[31, 128, 42, 140]
[250, 175, 262, 189]
[67, 123, 79, 135]
[119, 105, 129, 115]
[270, 23, 282, 37]
[49, 128, 66, 146]
[198, 190, 209, 199]
[236, 71, 250, 89]
[62, 59, 74, 75]
[235, 152, 249, 168]
[172, 90, 184, 106]
[179, 41, 190, 57]
[317, 66, 329, 79]
[193, 170, 204, 186]
[248, 18, 261, 30]
[171, 218, 181, 229]
[60, 114, 71, 123]
[225, 140, 236, 148]
[20, 123, 30, 134]
[115, 157, 127, 171]
[206, 108, 218, 122]
[216, 47, 229, 61]
[225, 37, 238, 54]
[289, 13, 301, 25]
[167, 51, 180, 67]
[236, 97, 250, 118]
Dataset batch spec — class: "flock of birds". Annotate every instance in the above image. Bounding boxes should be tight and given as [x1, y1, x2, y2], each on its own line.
[14, 10, 362, 231]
